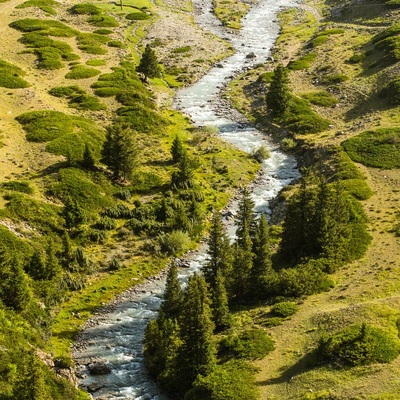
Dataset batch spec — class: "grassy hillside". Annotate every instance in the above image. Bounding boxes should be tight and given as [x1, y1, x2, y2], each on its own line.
[222, 0, 400, 398]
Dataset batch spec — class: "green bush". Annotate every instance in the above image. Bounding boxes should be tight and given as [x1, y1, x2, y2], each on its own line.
[280, 137, 297, 151]
[288, 52, 316, 70]
[77, 32, 109, 55]
[347, 52, 366, 64]
[48, 85, 84, 97]
[10, 19, 76, 36]
[93, 28, 113, 35]
[251, 146, 270, 163]
[372, 23, 400, 62]
[1, 181, 33, 194]
[219, 329, 275, 360]
[69, 3, 101, 15]
[342, 128, 400, 169]
[186, 360, 259, 400]
[311, 35, 328, 47]
[320, 73, 349, 84]
[86, 59, 106, 66]
[172, 45, 192, 54]
[380, 78, 400, 105]
[300, 91, 339, 107]
[108, 40, 124, 48]
[271, 301, 299, 317]
[157, 230, 191, 255]
[341, 179, 373, 200]
[87, 14, 119, 27]
[16, 0, 57, 15]
[69, 94, 106, 111]
[125, 12, 150, 20]
[65, 65, 101, 79]
[0, 59, 30, 88]
[316, 323, 400, 367]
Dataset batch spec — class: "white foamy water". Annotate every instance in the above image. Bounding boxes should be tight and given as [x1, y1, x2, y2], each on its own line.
[73, 0, 300, 398]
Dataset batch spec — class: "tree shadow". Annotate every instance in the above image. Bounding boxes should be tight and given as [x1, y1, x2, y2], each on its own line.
[257, 351, 317, 386]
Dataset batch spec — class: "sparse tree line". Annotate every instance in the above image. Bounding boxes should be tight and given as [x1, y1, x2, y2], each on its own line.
[144, 170, 371, 398]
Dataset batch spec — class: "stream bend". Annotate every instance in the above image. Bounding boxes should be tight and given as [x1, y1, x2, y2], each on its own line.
[73, 0, 300, 398]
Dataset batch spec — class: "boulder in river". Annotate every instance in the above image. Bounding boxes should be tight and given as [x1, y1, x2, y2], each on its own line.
[246, 52, 257, 59]
[88, 362, 112, 375]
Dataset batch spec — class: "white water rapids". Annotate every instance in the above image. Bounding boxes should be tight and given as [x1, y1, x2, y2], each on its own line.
[73, 0, 301, 398]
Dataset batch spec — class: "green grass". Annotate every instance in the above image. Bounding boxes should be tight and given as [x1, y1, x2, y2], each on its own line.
[69, 3, 101, 15]
[16, 110, 105, 160]
[300, 91, 339, 107]
[288, 52, 317, 70]
[0, 59, 30, 88]
[65, 65, 101, 79]
[320, 73, 349, 84]
[172, 45, 192, 54]
[126, 12, 150, 20]
[16, 0, 58, 15]
[342, 128, 400, 169]
[87, 14, 119, 27]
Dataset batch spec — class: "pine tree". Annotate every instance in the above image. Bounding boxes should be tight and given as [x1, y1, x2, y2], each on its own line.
[101, 123, 140, 181]
[171, 150, 195, 190]
[160, 263, 183, 320]
[137, 44, 161, 79]
[63, 196, 86, 230]
[203, 211, 233, 288]
[25, 250, 47, 281]
[176, 273, 216, 396]
[266, 64, 291, 117]
[61, 230, 73, 269]
[82, 143, 96, 169]
[211, 269, 231, 331]
[235, 187, 256, 246]
[171, 135, 185, 163]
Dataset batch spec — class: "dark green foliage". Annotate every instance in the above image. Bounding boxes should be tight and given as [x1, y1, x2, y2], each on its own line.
[160, 263, 183, 319]
[281, 97, 330, 134]
[219, 328, 274, 360]
[266, 64, 291, 117]
[103, 204, 132, 218]
[271, 301, 299, 317]
[126, 12, 150, 20]
[320, 73, 349, 84]
[171, 150, 195, 189]
[379, 78, 400, 105]
[87, 14, 119, 27]
[0, 59, 30, 88]
[69, 3, 101, 14]
[347, 52, 366, 64]
[342, 128, 400, 169]
[310, 28, 345, 47]
[211, 269, 231, 331]
[137, 44, 161, 79]
[251, 145, 270, 162]
[77, 32, 109, 55]
[157, 230, 191, 255]
[101, 123, 140, 180]
[10, 18, 77, 36]
[66, 65, 101, 79]
[108, 40, 124, 48]
[49, 85, 85, 97]
[63, 196, 86, 230]
[82, 144, 96, 169]
[94, 216, 116, 230]
[93, 28, 113, 35]
[171, 135, 185, 163]
[108, 257, 121, 271]
[0, 181, 33, 194]
[300, 91, 339, 107]
[372, 23, 400, 63]
[316, 323, 400, 367]
[186, 360, 259, 400]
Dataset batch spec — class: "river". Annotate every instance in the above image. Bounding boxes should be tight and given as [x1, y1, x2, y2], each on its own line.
[73, 0, 300, 398]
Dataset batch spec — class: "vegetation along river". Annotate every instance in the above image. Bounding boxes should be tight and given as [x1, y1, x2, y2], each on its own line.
[73, 0, 301, 398]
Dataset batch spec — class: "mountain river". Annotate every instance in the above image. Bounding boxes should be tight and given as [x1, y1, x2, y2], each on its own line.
[73, 0, 301, 398]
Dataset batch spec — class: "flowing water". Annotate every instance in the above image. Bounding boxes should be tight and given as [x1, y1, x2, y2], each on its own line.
[73, 0, 301, 398]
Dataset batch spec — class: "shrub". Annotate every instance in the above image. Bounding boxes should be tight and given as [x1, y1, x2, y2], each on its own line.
[69, 3, 101, 15]
[77, 32, 109, 55]
[93, 29, 113, 35]
[10, 18, 76, 36]
[16, 0, 58, 15]
[103, 204, 132, 218]
[186, 360, 259, 400]
[380, 78, 400, 105]
[288, 52, 316, 70]
[1, 181, 33, 194]
[219, 329, 275, 360]
[0, 59, 30, 88]
[48, 85, 84, 97]
[316, 323, 400, 367]
[86, 59, 106, 66]
[341, 179, 373, 200]
[300, 91, 338, 107]
[342, 128, 400, 169]
[172, 45, 192, 54]
[69, 94, 106, 111]
[251, 145, 270, 163]
[280, 137, 297, 151]
[320, 73, 349, 84]
[125, 12, 150, 20]
[94, 216, 116, 230]
[347, 52, 366, 64]
[87, 15, 119, 27]
[271, 301, 299, 317]
[65, 65, 101, 79]
[311, 35, 328, 47]
[157, 230, 190, 255]
[108, 40, 124, 48]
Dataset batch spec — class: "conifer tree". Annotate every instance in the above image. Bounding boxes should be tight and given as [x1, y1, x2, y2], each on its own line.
[203, 211, 233, 288]
[211, 269, 231, 331]
[160, 263, 183, 320]
[137, 44, 161, 79]
[235, 187, 256, 246]
[101, 123, 140, 181]
[82, 143, 96, 169]
[25, 250, 47, 281]
[63, 196, 86, 230]
[171, 135, 185, 163]
[266, 64, 291, 117]
[171, 150, 195, 190]
[176, 273, 216, 395]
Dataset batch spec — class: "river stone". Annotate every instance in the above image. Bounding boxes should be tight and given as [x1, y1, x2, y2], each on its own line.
[246, 52, 257, 58]
[88, 362, 112, 375]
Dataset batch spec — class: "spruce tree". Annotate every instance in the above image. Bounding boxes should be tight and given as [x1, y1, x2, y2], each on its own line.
[25, 250, 47, 281]
[82, 143, 96, 169]
[137, 44, 161, 79]
[63, 196, 86, 230]
[160, 263, 183, 320]
[266, 64, 291, 117]
[171, 135, 185, 163]
[203, 211, 233, 288]
[211, 269, 231, 331]
[101, 123, 140, 181]
[235, 187, 256, 246]
[171, 150, 195, 190]
[176, 273, 216, 396]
